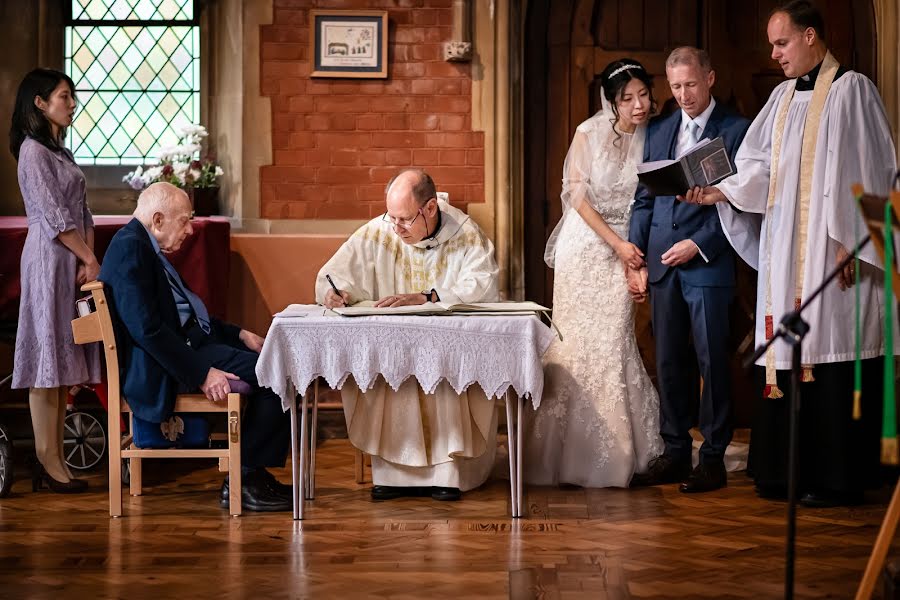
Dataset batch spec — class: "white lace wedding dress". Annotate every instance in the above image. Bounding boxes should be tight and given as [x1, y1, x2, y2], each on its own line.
[524, 109, 663, 488]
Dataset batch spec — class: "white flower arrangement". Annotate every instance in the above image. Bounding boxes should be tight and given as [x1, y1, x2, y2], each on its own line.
[123, 124, 223, 191]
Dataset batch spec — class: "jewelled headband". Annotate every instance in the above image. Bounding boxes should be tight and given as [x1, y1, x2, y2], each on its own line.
[608, 64, 642, 79]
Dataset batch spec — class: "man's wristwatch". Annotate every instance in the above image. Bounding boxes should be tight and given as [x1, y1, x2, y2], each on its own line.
[421, 288, 438, 303]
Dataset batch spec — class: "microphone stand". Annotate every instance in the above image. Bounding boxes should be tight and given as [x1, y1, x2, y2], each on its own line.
[745, 235, 871, 600]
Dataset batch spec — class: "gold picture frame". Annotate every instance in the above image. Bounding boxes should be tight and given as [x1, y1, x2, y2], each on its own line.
[310, 10, 389, 79]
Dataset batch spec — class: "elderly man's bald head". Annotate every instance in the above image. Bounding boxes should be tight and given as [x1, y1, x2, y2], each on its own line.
[134, 182, 194, 253]
[133, 182, 190, 225]
[383, 168, 439, 245]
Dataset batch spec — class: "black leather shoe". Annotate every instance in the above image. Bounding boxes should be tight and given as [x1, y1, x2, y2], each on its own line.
[755, 483, 787, 501]
[630, 454, 692, 487]
[799, 490, 864, 508]
[221, 471, 292, 504]
[679, 461, 727, 493]
[370, 485, 431, 500]
[431, 487, 461, 501]
[32, 465, 88, 494]
[255, 469, 293, 499]
[220, 471, 292, 511]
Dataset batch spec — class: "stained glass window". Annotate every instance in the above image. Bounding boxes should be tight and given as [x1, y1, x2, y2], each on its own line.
[65, 0, 199, 165]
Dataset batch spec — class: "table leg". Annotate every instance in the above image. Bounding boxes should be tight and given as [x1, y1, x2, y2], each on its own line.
[289, 382, 299, 520]
[307, 379, 319, 500]
[505, 389, 517, 518]
[298, 387, 310, 519]
[516, 395, 524, 519]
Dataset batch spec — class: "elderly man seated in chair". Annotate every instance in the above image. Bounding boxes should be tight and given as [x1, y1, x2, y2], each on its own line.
[317, 168, 500, 501]
[99, 182, 291, 512]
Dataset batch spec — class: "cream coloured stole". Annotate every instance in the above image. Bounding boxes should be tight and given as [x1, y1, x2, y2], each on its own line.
[762, 52, 840, 398]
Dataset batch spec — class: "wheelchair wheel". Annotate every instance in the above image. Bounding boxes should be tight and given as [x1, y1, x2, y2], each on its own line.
[0, 423, 12, 498]
[63, 411, 107, 470]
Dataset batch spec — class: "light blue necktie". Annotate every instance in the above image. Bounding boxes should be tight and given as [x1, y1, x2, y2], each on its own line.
[689, 120, 702, 144]
[158, 252, 211, 334]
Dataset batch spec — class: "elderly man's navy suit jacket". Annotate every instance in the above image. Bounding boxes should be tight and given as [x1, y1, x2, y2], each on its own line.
[99, 218, 241, 422]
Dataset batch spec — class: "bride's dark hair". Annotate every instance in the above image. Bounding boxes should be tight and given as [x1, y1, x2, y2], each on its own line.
[599, 59, 656, 144]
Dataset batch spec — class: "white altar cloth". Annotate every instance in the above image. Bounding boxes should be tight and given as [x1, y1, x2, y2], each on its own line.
[255, 307, 555, 519]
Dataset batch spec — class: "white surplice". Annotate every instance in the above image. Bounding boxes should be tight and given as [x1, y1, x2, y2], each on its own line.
[716, 71, 898, 368]
[315, 199, 501, 490]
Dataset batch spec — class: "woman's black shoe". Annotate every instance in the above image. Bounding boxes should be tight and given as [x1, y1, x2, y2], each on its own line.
[31, 464, 88, 494]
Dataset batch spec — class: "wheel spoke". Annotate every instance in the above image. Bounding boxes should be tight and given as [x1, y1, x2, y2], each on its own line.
[66, 444, 79, 462]
[86, 444, 101, 460]
[83, 419, 99, 437]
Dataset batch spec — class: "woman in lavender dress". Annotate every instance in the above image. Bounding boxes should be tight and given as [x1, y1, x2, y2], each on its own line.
[9, 69, 101, 493]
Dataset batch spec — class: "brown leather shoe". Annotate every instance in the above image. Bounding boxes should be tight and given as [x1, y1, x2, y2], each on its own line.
[630, 454, 692, 487]
[679, 461, 727, 493]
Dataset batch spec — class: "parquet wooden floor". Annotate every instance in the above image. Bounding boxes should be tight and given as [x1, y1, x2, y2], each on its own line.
[0, 438, 896, 599]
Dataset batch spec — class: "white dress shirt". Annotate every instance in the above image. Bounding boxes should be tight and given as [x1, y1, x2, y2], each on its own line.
[675, 97, 717, 158]
[672, 98, 716, 262]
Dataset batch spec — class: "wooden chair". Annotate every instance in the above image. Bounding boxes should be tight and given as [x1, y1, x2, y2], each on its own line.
[71, 281, 244, 517]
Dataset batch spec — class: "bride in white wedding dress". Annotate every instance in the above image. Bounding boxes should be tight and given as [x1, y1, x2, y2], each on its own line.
[524, 59, 664, 487]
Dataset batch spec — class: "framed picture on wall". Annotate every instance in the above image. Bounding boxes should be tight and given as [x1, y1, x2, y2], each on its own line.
[310, 10, 389, 78]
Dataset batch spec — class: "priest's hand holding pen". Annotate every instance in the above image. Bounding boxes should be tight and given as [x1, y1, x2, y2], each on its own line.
[324, 274, 350, 309]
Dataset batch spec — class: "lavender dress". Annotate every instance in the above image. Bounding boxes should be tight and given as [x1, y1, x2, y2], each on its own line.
[12, 137, 101, 389]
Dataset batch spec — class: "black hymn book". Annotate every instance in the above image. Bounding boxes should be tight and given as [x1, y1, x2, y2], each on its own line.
[636, 136, 734, 197]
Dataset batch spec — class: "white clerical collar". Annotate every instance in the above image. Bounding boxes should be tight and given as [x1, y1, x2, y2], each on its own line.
[680, 97, 717, 135]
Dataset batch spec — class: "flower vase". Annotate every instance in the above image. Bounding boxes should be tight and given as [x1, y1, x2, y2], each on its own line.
[190, 186, 219, 216]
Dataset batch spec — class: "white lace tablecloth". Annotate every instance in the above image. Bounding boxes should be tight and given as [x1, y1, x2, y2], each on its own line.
[256, 309, 555, 411]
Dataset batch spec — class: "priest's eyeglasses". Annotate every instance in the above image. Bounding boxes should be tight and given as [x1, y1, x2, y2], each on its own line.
[382, 208, 423, 231]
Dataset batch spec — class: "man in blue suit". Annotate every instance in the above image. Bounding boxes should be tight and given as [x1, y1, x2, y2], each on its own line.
[99, 182, 291, 511]
[628, 47, 750, 493]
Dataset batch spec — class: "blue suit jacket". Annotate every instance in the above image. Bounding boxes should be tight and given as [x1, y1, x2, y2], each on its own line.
[629, 102, 750, 287]
[98, 219, 240, 422]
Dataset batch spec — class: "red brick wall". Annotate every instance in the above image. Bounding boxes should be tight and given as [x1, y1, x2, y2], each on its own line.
[259, 0, 485, 220]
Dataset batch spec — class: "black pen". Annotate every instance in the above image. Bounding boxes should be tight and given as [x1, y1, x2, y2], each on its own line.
[325, 274, 345, 306]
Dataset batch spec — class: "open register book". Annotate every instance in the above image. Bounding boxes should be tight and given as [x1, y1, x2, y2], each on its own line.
[331, 300, 549, 317]
[636, 136, 734, 197]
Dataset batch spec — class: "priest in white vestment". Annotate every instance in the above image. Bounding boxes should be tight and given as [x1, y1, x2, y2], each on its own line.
[685, 1, 898, 507]
[315, 168, 500, 501]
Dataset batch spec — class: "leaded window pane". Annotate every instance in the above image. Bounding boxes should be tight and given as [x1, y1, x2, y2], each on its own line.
[71, 0, 193, 22]
[66, 1, 198, 165]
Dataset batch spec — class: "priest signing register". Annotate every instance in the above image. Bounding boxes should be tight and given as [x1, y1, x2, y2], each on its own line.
[685, 0, 898, 507]
[315, 168, 500, 501]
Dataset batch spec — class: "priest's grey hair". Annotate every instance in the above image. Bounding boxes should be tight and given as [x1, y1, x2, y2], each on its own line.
[666, 46, 712, 74]
[133, 182, 189, 224]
